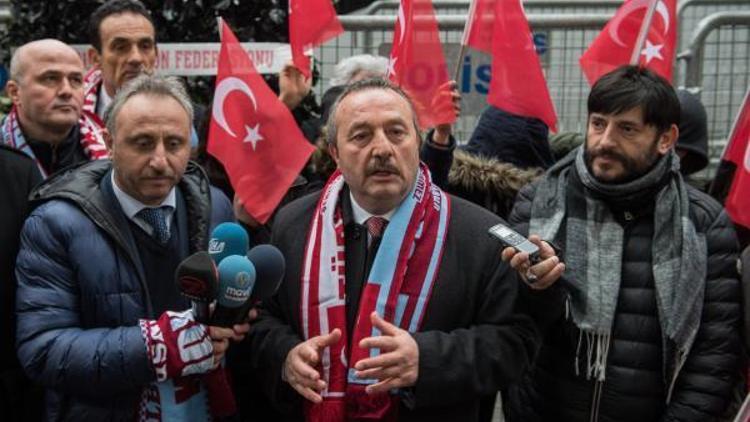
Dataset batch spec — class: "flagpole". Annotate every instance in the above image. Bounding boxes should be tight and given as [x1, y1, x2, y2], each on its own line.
[709, 86, 750, 197]
[454, 0, 478, 82]
[630, 0, 659, 65]
[217, 17, 224, 40]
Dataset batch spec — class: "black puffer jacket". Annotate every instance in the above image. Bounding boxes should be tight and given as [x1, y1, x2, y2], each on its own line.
[505, 172, 743, 422]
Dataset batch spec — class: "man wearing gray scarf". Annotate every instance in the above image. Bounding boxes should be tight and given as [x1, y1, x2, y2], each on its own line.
[502, 65, 743, 422]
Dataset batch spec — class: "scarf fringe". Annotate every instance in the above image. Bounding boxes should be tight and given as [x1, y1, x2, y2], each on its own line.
[574, 329, 611, 382]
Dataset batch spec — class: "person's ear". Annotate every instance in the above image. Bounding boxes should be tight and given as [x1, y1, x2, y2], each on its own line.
[5, 80, 20, 106]
[327, 142, 340, 167]
[87, 46, 101, 68]
[103, 128, 114, 157]
[657, 123, 679, 154]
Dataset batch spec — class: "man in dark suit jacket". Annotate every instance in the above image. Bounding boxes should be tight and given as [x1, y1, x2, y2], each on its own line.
[249, 78, 541, 421]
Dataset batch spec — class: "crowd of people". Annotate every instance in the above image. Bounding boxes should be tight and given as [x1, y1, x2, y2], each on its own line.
[0, 1, 747, 421]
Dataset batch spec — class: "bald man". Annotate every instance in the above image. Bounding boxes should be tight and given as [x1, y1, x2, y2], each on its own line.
[2, 39, 107, 178]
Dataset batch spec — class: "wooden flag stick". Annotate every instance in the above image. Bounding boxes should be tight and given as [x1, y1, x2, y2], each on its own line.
[454, 0, 478, 82]
[630, 0, 659, 65]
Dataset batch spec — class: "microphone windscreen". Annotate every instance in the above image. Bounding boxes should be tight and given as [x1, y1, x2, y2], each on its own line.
[175, 251, 217, 302]
[208, 222, 249, 265]
[247, 244, 286, 302]
[216, 255, 256, 309]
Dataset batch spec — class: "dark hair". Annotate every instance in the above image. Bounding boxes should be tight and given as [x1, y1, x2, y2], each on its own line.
[587, 65, 680, 133]
[325, 77, 421, 145]
[88, 0, 155, 52]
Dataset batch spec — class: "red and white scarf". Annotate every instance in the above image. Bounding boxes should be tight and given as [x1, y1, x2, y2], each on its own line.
[83, 66, 104, 116]
[301, 164, 451, 421]
[0, 106, 107, 178]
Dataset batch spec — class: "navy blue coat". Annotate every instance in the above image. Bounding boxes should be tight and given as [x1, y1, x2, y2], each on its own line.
[15, 160, 233, 421]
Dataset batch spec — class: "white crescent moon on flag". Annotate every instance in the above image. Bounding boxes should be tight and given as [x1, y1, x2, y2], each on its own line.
[655, 1, 670, 34]
[608, 0, 669, 48]
[397, 2, 407, 46]
[744, 139, 750, 172]
[212, 76, 258, 138]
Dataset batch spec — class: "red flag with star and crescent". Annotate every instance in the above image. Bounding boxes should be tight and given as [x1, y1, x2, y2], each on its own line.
[463, 0, 558, 132]
[580, 0, 677, 85]
[388, 0, 456, 129]
[208, 19, 315, 224]
[289, 0, 343, 78]
[722, 89, 750, 228]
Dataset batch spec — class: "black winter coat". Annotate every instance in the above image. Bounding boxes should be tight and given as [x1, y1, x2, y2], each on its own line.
[504, 173, 743, 422]
[249, 189, 540, 421]
[0, 146, 43, 421]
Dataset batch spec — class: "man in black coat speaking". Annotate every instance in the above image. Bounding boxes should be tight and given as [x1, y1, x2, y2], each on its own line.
[249, 78, 540, 421]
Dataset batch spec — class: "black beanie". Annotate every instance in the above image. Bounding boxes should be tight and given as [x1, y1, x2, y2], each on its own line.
[676, 89, 709, 175]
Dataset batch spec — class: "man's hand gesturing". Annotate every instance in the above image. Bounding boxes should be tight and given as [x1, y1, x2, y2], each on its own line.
[354, 312, 419, 395]
[284, 328, 342, 403]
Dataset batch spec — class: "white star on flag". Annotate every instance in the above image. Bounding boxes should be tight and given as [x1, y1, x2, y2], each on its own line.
[641, 40, 664, 64]
[387, 57, 398, 77]
[243, 123, 264, 150]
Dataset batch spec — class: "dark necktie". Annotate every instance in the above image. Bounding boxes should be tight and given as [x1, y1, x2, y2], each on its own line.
[137, 207, 171, 245]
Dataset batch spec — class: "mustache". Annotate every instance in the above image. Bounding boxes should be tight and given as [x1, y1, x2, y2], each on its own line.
[365, 161, 399, 176]
[589, 147, 626, 163]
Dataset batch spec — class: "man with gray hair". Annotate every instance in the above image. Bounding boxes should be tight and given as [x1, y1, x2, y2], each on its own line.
[15, 75, 242, 421]
[250, 78, 538, 421]
[2, 39, 107, 178]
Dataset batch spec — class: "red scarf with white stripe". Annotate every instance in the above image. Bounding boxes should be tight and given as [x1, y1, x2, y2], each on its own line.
[83, 66, 104, 116]
[301, 164, 450, 421]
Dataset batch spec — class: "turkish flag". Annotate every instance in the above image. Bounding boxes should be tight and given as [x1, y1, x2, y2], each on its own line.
[465, 0, 557, 132]
[463, 0, 496, 53]
[580, 0, 677, 85]
[723, 91, 750, 228]
[289, 0, 343, 78]
[388, 0, 456, 129]
[208, 19, 315, 224]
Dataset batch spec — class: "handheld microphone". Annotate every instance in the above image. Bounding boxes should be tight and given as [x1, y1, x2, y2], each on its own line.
[225, 244, 287, 327]
[247, 244, 286, 303]
[211, 255, 256, 327]
[208, 222, 249, 265]
[175, 251, 217, 324]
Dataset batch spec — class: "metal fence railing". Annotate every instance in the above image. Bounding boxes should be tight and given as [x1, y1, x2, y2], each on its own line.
[356, 0, 623, 16]
[353, 0, 750, 84]
[677, 0, 750, 50]
[679, 11, 750, 165]
[319, 14, 610, 140]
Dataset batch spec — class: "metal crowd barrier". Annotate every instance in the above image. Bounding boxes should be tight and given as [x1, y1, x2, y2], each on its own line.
[317, 14, 611, 140]
[679, 10, 750, 165]
[355, 0, 749, 79]
[356, 0, 622, 16]
[677, 0, 750, 50]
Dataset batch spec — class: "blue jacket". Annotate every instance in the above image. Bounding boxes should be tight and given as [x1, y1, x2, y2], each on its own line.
[15, 160, 233, 421]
